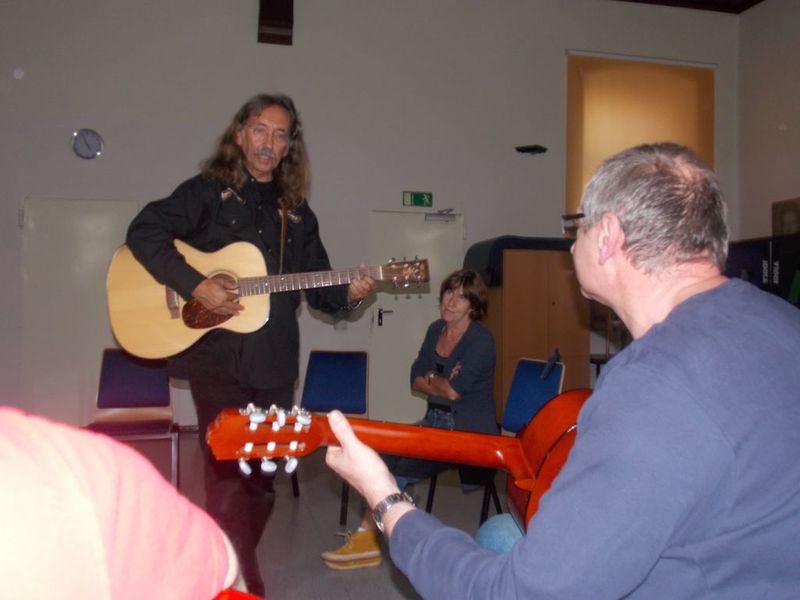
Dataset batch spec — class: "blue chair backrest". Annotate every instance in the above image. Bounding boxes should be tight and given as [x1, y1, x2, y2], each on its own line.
[501, 358, 565, 433]
[301, 350, 368, 414]
[97, 349, 170, 409]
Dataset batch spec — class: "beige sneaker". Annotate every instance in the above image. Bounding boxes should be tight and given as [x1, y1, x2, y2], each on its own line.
[321, 530, 382, 563]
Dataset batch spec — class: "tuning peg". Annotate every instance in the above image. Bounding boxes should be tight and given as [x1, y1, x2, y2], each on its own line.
[243, 442, 254, 454]
[267, 441, 276, 453]
[296, 410, 311, 426]
[284, 456, 298, 474]
[238, 459, 253, 477]
[248, 410, 267, 431]
[260, 458, 278, 474]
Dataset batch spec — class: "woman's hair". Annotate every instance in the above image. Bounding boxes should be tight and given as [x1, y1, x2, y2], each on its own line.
[581, 142, 728, 272]
[439, 269, 489, 320]
[201, 93, 310, 209]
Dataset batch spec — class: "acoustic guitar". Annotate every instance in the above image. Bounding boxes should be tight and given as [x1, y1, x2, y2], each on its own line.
[207, 388, 590, 530]
[106, 240, 429, 359]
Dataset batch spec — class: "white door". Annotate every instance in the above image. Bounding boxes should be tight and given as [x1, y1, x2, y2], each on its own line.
[367, 210, 464, 423]
[20, 198, 139, 426]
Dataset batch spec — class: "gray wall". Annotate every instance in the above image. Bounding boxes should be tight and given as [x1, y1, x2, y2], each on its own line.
[1, 0, 793, 414]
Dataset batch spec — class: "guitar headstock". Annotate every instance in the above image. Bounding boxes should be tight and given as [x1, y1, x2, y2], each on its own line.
[207, 404, 331, 476]
[380, 258, 430, 288]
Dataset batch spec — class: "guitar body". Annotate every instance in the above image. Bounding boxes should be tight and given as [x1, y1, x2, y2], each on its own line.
[512, 388, 587, 527]
[214, 590, 263, 600]
[106, 240, 270, 359]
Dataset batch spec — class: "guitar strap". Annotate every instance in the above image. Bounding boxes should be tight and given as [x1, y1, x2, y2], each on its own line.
[278, 202, 288, 275]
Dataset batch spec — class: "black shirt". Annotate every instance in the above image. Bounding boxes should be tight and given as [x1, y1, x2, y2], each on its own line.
[126, 173, 349, 388]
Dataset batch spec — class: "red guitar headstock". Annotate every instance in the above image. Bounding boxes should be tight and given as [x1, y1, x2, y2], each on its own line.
[207, 404, 332, 476]
[380, 258, 429, 288]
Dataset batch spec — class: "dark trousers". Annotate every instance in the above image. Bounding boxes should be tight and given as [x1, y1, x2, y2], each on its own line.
[383, 406, 496, 489]
[189, 358, 294, 599]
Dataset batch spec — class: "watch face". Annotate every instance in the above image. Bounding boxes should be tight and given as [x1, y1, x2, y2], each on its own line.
[72, 128, 104, 159]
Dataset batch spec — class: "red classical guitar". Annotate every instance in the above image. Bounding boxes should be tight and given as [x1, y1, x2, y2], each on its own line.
[207, 389, 590, 530]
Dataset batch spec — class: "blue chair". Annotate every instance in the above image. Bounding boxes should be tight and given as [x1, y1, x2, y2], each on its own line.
[292, 350, 368, 525]
[86, 348, 180, 486]
[425, 354, 565, 525]
[502, 356, 565, 435]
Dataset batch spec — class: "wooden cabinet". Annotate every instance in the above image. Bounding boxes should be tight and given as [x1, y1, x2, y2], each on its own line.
[483, 249, 590, 421]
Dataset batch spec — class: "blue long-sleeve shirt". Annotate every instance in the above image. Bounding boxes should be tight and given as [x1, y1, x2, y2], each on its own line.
[390, 280, 800, 599]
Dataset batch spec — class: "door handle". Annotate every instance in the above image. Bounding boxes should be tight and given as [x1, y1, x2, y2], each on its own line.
[377, 308, 394, 326]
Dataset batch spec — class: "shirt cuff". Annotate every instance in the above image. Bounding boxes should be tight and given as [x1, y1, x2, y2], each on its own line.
[344, 298, 364, 311]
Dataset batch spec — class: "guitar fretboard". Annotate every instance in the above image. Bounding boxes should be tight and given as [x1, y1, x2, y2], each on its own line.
[238, 267, 384, 296]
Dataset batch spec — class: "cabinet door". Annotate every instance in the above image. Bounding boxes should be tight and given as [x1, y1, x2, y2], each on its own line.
[500, 250, 590, 405]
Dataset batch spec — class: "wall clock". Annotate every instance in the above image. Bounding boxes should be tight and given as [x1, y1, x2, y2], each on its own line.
[72, 128, 104, 159]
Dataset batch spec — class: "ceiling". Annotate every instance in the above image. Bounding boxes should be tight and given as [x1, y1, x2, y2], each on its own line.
[613, 0, 765, 13]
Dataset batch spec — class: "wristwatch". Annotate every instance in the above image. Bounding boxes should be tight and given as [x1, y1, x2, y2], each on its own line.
[372, 492, 415, 533]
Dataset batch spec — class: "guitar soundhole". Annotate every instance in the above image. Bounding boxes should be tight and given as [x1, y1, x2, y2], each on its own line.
[181, 274, 236, 329]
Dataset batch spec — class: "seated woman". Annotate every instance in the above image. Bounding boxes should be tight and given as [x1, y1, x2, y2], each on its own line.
[321, 269, 497, 569]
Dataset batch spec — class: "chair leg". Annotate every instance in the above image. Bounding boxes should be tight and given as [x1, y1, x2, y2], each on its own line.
[425, 473, 438, 513]
[490, 481, 502, 515]
[479, 485, 492, 525]
[170, 429, 180, 489]
[339, 480, 350, 526]
[291, 471, 300, 497]
[479, 481, 502, 525]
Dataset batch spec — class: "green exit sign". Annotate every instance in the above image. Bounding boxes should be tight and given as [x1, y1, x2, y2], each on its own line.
[402, 191, 433, 207]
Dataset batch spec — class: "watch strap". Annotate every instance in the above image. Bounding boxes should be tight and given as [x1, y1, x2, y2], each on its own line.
[372, 492, 414, 532]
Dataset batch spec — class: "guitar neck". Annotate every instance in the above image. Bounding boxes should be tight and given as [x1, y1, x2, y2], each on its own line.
[237, 266, 384, 296]
[345, 418, 534, 483]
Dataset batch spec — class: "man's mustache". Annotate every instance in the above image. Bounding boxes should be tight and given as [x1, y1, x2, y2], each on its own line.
[255, 148, 278, 159]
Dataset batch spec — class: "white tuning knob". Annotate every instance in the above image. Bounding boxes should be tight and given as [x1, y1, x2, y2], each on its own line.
[261, 458, 278, 474]
[289, 440, 298, 451]
[276, 409, 287, 427]
[296, 412, 311, 426]
[266, 441, 276, 452]
[243, 442, 254, 454]
[238, 459, 252, 476]
[249, 411, 266, 431]
[284, 456, 298, 474]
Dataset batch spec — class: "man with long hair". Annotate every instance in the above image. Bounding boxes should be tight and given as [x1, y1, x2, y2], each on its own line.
[127, 93, 374, 597]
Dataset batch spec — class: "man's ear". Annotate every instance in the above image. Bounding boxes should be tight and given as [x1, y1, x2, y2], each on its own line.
[597, 213, 625, 265]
